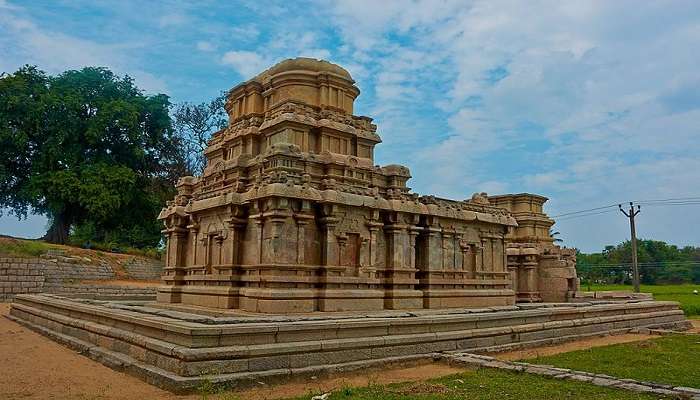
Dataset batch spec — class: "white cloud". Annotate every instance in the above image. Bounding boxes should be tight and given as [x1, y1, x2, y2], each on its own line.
[231, 24, 260, 40]
[0, 5, 167, 93]
[220, 50, 269, 79]
[319, 0, 700, 251]
[523, 172, 566, 189]
[219, 30, 332, 80]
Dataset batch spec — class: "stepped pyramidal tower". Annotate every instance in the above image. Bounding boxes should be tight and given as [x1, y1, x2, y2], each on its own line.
[158, 57, 579, 313]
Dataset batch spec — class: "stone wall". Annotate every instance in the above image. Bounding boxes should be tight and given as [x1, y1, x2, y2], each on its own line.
[0, 256, 162, 301]
[40, 257, 115, 293]
[122, 258, 163, 281]
[0, 259, 45, 300]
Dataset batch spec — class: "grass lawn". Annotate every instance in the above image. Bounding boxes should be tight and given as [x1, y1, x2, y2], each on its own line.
[590, 283, 700, 316]
[279, 368, 668, 400]
[0, 236, 54, 257]
[527, 335, 700, 388]
[0, 236, 161, 260]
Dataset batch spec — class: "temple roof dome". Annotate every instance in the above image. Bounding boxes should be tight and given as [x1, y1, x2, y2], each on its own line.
[254, 57, 353, 81]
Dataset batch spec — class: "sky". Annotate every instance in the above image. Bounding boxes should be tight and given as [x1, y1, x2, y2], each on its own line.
[1, 0, 699, 252]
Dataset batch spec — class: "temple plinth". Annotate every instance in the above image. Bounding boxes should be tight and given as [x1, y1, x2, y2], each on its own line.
[158, 58, 579, 312]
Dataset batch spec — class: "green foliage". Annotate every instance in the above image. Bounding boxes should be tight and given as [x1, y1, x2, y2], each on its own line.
[527, 335, 700, 388]
[287, 368, 664, 399]
[577, 239, 700, 285]
[0, 66, 180, 247]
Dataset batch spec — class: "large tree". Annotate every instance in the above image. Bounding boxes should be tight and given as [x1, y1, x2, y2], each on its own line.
[0, 66, 179, 246]
[172, 94, 228, 176]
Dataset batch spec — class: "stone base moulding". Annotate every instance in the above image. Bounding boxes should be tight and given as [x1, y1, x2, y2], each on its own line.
[8, 294, 691, 393]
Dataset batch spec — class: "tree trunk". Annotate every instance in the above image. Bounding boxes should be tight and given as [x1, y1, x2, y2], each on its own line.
[43, 213, 70, 244]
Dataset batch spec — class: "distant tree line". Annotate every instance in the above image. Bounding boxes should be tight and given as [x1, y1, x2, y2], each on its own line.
[577, 240, 700, 285]
[0, 65, 226, 250]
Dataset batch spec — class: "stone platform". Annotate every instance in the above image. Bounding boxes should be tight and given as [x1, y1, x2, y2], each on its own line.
[8, 294, 690, 393]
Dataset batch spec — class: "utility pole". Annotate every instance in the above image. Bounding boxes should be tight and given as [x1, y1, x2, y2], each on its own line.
[619, 202, 641, 293]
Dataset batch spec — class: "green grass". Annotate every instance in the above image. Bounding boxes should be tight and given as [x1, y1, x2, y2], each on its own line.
[589, 283, 700, 316]
[528, 335, 700, 388]
[0, 238, 52, 257]
[283, 368, 667, 400]
[0, 236, 162, 261]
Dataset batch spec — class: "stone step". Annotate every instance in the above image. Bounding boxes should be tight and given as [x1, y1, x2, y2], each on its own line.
[8, 294, 689, 391]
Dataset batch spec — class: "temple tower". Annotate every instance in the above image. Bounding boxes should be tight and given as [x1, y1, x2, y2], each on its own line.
[159, 58, 575, 312]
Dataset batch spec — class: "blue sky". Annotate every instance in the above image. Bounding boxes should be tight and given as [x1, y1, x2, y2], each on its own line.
[1, 0, 699, 252]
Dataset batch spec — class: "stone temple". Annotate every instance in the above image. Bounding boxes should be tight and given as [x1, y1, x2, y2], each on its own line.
[9, 58, 689, 392]
[158, 58, 578, 313]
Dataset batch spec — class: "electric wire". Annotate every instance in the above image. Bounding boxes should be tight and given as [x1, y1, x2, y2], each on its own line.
[550, 196, 700, 219]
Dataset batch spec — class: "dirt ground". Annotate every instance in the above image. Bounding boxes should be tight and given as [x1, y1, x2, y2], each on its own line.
[493, 333, 656, 361]
[0, 302, 462, 400]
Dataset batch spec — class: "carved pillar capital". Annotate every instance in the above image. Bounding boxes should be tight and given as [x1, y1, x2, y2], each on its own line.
[294, 213, 314, 225]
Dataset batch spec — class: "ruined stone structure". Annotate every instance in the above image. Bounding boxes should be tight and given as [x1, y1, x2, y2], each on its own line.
[158, 58, 578, 312]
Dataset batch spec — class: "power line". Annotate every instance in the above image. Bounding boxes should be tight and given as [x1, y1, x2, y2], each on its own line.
[578, 264, 700, 270]
[555, 209, 617, 221]
[550, 205, 617, 218]
[638, 201, 700, 207]
[633, 196, 700, 203]
[551, 196, 700, 218]
[584, 261, 700, 267]
[579, 263, 700, 269]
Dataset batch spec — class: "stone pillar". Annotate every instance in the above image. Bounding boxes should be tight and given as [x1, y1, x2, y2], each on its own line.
[214, 234, 225, 266]
[294, 214, 313, 264]
[408, 227, 420, 270]
[482, 238, 493, 272]
[524, 255, 539, 295]
[320, 216, 339, 266]
[383, 213, 422, 310]
[337, 234, 348, 266]
[366, 211, 383, 267]
[459, 240, 471, 274]
[188, 225, 199, 267]
[227, 218, 246, 267]
[247, 201, 264, 265]
[506, 248, 519, 294]
[360, 237, 370, 268]
[476, 241, 485, 277]
[424, 226, 443, 274]
[385, 224, 407, 269]
[263, 215, 287, 264]
[167, 228, 187, 275]
[441, 231, 455, 270]
[159, 214, 189, 304]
